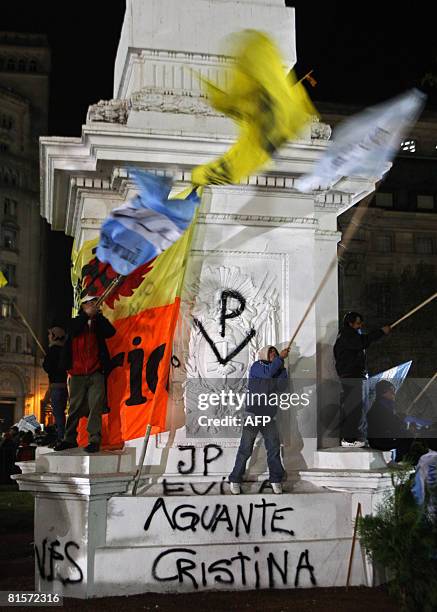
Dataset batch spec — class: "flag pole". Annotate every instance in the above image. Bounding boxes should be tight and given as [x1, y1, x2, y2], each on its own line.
[287, 190, 375, 351]
[13, 303, 46, 356]
[346, 502, 363, 588]
[131, 189, 201, 497]
[406, 371, 437, 414]
[390, 292, 437, 329]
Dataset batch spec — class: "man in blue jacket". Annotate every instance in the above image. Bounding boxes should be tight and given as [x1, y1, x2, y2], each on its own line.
[229, 345, 289, 494]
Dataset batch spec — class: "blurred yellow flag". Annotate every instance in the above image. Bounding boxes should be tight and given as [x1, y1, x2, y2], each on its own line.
[192, 30, 317, 186]
[0, 270, 8, 288]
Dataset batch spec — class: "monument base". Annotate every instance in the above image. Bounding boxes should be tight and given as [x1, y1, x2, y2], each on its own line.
[11, 446, 398, 598]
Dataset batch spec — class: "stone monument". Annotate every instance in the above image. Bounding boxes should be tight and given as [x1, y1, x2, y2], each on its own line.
[15, 0, 394, 597]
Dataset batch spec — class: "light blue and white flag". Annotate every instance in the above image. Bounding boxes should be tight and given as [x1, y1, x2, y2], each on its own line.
[295, 89, 426, 192]
[359, 360, 412, 438]
[97, 170, 199, 276]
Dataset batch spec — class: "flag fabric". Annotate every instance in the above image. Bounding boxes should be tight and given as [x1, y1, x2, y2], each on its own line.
[71, 185, 198, 448]
[0, 270, 7, 287]
[97, 170, 199, 276]
[360, 361, 412, 438]
[295, 89, 426, 192]
[191, 30, 316, 186]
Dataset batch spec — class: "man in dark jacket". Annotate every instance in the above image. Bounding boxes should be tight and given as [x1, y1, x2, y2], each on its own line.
[43, 326, 67, 442]
[333, 311, 391, 447]
[367, 379, 413, 461]
[54, 296, 116, 453]
[229, 345, 289, 494]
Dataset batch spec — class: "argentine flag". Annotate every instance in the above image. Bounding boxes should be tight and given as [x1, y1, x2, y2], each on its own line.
[97, 170, 199, 276]
[295, 89, 426, 193]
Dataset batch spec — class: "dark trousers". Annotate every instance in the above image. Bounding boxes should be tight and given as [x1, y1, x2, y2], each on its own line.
[229, 417, 285, 483]
[368, 437, 415, 462]
[64, 371, 105, 445]
[50, 385, 68, 441]
[340, 378, 365, 442]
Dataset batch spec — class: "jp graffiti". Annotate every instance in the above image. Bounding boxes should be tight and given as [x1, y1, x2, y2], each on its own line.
[35, 538, 83, 585]
[194, 289, 255, 366]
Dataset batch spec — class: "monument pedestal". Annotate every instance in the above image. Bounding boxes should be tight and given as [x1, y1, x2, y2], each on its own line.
[15, 448, 371, 597]
[14, 448, 135, 599]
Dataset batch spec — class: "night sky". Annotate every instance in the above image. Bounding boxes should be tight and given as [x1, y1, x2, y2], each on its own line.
[2, 1, 437, 323]
[3, 0, 437, 139]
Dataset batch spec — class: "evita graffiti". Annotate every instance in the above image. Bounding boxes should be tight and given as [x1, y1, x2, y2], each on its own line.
[35, 539, 83, 585]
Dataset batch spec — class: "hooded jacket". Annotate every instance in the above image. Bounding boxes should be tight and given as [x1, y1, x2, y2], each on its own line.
[246, 355, 288, 418]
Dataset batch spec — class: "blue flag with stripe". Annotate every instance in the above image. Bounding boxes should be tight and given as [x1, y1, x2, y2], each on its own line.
[97, 170, 199, 275]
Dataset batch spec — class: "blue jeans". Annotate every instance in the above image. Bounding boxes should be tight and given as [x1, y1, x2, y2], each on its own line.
[229, 417, 285, 483]
[50, 386, 68, 441]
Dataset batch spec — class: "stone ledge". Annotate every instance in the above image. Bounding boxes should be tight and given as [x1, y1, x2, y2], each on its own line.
[35, 447, 136, 475]
[13, 471, 135, 497]
[314, 447, 389, 470]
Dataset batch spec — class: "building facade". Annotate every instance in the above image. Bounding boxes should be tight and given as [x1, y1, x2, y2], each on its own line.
[0, 32, 50, 429]
[319, 103, 437, 379]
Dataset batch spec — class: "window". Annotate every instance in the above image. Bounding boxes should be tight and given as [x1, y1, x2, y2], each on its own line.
[4, 198, 17, 217]
[4, 334, 11, 352]
[400, 140, 416, 153]
[28, 59, 37, 72]
[15, 336, 22, 353]
[375, 234, 393, 253]
[0, 143, 8, 152]
[18, 59, 26, 72]
[375, 192, 393, 208]
[2, 263, 16, 285]
[373, 282, 392, 317]
[417, 195, 434, 211]
[6, 58, 15, 71]
[416, 237, 434, 254]
[0, 299, 12, 318]
[2, 226, 17, 249]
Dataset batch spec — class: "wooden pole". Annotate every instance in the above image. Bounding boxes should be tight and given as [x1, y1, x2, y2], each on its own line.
[92, 275, 125, 309]
[132, 424, 152, 496]
[346, 502, 363, 588]
[130, 196, 201, 496]
[407, 371, 437, 414]
[13, 302, 46, 356]
[390, 292, 437, 329]
[287, 190, 374, 351]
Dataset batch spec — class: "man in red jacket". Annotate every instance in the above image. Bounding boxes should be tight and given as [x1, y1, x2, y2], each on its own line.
[54, 296, 116, 453]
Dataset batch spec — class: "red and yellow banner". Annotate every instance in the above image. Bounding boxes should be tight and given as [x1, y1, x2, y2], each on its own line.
[71, 194, 196, 448]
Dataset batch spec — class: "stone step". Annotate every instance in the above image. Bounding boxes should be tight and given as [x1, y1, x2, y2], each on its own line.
[314, 447, 390, 471]
[35, 447, 136, 475]
[94, 538, 366, 595]
[105, 490, 354, 548]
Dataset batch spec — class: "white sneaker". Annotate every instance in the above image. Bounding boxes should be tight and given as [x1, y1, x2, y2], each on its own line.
[271, 482, 283, 494]
[229, 482, 241, 495]
[341, 439, 366, 448]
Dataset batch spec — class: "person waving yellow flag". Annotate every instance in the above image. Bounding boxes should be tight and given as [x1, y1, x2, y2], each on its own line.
[0, 270, 8, 288]
[192, 30, 317, 186]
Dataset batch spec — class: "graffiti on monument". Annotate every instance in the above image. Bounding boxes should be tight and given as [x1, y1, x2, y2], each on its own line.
[184, 265, 280, 435]
[151, 546, 316, 590]
[144, 493, 317, 589]
[35, 538, 84, 585]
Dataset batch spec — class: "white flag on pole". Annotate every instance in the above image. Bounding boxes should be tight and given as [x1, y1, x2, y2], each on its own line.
[295, 89, 426, 193]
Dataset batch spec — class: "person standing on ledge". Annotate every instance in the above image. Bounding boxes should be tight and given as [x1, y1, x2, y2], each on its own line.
[229, 345, 289, 495]
[42, 326, 67, 443]
[334, 311, 391, 448]
[54, 296, 116, 454]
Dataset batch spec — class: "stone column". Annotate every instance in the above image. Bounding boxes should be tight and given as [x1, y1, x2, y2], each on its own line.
[14, 448, 136, 598]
